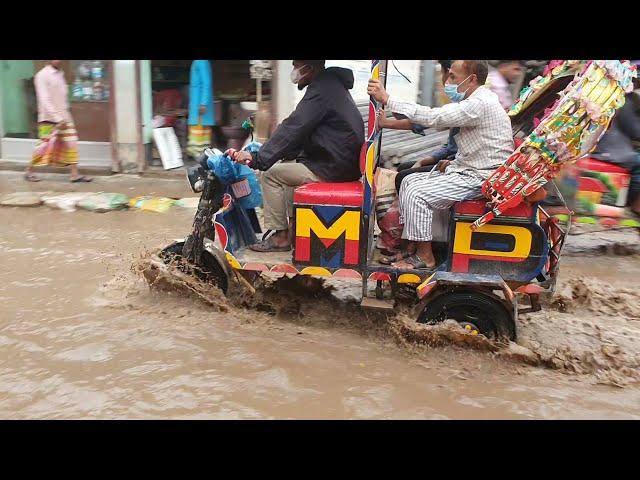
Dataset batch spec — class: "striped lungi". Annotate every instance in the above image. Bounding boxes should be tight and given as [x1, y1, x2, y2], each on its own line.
[398, 169, 486, 242]
[187, 125, 212, 159]
[31, 122, 78, 167]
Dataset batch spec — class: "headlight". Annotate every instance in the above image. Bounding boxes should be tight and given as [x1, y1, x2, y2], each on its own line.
[186, 165, 205, 193]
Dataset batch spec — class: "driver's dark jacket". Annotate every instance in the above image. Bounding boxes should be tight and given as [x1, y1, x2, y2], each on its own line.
[249, 67, 365, 182]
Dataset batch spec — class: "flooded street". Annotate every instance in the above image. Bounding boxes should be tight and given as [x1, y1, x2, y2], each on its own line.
[2, 206, 640, 419]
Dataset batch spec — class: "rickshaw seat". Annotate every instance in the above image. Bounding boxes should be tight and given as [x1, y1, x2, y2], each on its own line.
[455, 199, 535, 220]
[293, 181, 364, 207]
[576, 157, 629, 175]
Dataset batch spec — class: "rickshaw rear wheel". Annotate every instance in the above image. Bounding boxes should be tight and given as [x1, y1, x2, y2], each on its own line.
[159, 241, 229, 293]
[417, 289, 515, 341]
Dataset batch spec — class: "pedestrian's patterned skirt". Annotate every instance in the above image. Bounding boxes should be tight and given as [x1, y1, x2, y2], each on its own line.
[31, 123, 79, 166]
[187, 125, 212, 159]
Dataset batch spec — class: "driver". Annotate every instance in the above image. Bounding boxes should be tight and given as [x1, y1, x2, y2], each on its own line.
[232, 60, 364, 252]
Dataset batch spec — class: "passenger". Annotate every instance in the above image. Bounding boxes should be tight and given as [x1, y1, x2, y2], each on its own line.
[377, 60, 459, 193]
[232, 60, 364, 252]
[367, 60, 514, 270]
[487, 60, 525, 111]
[591, 67, 640, 217]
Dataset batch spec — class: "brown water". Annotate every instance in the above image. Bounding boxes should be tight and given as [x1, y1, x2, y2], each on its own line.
[2, 207, 640, 419]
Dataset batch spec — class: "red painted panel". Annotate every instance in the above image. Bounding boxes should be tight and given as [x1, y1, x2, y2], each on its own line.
[294, 236, 310, 261]
[455, 200, 486, 215]
[578, 176, 608, 193]
[344, 239, 360, 264]
[577, 158, 629, 175]
[455, 200, 533, 218]
[451, 254, 470, 272]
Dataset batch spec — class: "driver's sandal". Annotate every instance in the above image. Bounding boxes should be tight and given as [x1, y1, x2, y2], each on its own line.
[249, 236, 292, 252]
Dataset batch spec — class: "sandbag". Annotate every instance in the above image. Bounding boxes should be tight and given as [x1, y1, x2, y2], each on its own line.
[374, 168, 397, 219]
[128, 196, 176, 213]
[0, 192, 43, 207]
[77, 193, 129, 213]
[42, 192, 93, 212]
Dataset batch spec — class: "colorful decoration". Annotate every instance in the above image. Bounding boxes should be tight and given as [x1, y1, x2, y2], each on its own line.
[509, 60, 587, 117]
[293, 206, 361, 267]
[362, 60, 388, 215]
[473, 60, 637, 230]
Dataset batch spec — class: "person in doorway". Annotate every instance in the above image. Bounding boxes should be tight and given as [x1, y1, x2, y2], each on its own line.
[367, 60, 514, 270]
[24, 60, 92, 183]
[187, 60, 215, 159]
[231, 60, 364, 252]
[487, 60, 525, 110]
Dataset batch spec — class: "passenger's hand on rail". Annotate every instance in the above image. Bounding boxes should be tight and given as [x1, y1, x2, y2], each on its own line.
[376, 108, 388, 130]
[367, 79, 389, 105]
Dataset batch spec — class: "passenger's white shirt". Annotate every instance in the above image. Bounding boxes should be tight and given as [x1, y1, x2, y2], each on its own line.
[386, 86, 514, 177]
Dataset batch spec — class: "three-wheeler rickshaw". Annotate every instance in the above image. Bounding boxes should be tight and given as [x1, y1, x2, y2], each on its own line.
[159, 59, 636, 340]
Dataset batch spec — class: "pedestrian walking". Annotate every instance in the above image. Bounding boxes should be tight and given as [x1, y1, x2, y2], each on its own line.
[24, 60, 91, 183]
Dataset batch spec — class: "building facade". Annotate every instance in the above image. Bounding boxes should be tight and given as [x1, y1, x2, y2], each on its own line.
[0, 60, 433, 173]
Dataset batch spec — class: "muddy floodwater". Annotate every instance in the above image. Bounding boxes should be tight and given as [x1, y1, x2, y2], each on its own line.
[2, 207, 640, 419]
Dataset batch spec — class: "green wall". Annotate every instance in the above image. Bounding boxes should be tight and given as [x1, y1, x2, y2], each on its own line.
[1, 60, 34, 136]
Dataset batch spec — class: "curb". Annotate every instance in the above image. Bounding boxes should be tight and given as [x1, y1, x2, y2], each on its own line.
[0, 161, 113, 177]
[0, 160, 194, 178]
[0, 191, 199, 214]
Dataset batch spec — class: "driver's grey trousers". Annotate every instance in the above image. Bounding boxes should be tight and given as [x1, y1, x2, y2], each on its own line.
[260, 160, 320, 231]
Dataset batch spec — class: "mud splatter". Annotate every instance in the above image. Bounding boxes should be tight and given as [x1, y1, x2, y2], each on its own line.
[134, 249, 640, 387]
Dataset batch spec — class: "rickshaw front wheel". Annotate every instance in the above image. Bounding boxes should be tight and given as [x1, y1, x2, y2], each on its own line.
[417, 289, 515, 341]
[159, 241, 229, 293]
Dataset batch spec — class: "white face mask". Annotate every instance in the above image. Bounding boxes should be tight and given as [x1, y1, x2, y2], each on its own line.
[290, 64, 310, 84]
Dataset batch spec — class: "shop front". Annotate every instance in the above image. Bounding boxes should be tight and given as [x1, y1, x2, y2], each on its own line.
[147, 60, 274, 163]
[0, 60, 114, 168]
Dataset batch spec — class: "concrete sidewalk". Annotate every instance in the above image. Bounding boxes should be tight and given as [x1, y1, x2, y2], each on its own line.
[0, 157, 195, 179]
[0, 168, 193, 199]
